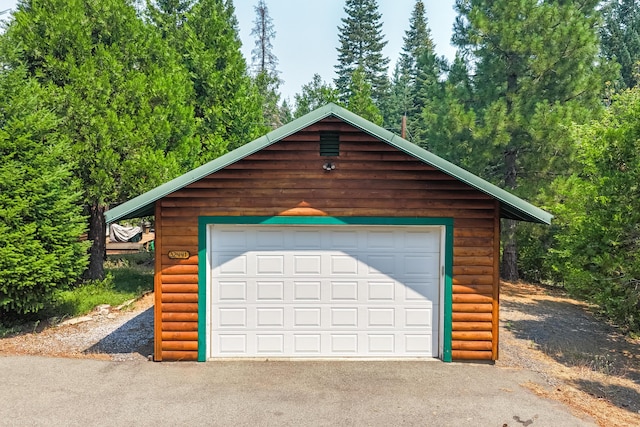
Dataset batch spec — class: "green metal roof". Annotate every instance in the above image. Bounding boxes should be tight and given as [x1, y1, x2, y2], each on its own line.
[105, 103, 552, 225]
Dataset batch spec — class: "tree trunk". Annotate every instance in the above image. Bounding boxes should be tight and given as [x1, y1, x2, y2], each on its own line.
[83, 203, 106, 281]
[501, 147, 519, 281]
[501, 218, 519, 281]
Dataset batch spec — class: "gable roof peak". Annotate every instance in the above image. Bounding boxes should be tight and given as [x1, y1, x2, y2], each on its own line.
[105, 103, 552, 225]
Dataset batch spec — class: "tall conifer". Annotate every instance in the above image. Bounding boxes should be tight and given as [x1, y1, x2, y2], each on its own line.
[250, 0, 283, 128]
[334, 0, 390, 104]
[452, 0, 612, 280]
[601, 0, 640, 88]
[386, 0, 441, 140]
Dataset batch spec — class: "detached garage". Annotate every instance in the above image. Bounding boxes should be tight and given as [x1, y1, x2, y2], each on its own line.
[105, 103, 551, 362]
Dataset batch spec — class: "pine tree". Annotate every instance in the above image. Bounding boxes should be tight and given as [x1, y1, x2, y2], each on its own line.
[251, 0, 277, 75]
[452, 0, 612, 280]
[385, 0, 442, 141]
[4, 0, 199, 280]
[601, 0, 640, 88]
[421, 55, 475, 164]
[250, 0, 283, 128]
[384, 64, 412, 135]
[334, 0, 390, 104]
[398, 0, 433, 76]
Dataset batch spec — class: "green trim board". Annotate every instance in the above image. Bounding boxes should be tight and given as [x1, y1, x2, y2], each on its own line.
[197, 215, 454, 362]
[443, 222, 454, 362]
[197, 218, 208, 362]
[105, 103, 552, 225]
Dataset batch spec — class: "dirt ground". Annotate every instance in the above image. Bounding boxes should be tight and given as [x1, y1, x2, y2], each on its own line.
[1, 281, 639, 426]
[498, 281, 640, 426]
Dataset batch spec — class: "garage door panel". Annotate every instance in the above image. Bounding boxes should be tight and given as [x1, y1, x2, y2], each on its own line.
[367, 281, 395, 300]
[217, 281, 247, 301]
[364, 255, 396, 275]
[366, 231, 395, 249]
[293, 230, 322, 248]
[256, 334, 284, 353]
[256, 255, 284, 274]
[294, 281, 322, 300]
[330, 307, 358, 327]
[294, 334, 322, 353]
[405, 307, 433, 327]
[210, 225, 442, 358]
[256, 308, 284, 327]
[330, 231, 359, 248]
[368, 334, 395, 353]
[368, 308, 395, 327]
[404, 231, 440, 251]
[330, 255, 359, 274]
[404, 254, 439, 276]
[331, 334, 358, 353]
[294, 307, 321, 327]
[404, 280, 439, 302]
[215, 230, 247, 248]
[330, 281, 358, 300]
[218, 335, 247, 353]
[405, 334, 432, 353]
[217, 254, 247, 274]
[256, 230, 284, 248]
[256, 281, 284, 300]
[293, 255, 322, 274]
[218, 308, 247, 327]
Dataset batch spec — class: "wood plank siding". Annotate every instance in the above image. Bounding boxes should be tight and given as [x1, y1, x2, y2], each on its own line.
[155, 117, 500, 361]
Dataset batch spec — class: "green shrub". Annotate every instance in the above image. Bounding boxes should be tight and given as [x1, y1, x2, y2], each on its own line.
[0, 68, 89, 316]
[549, 88, 640, 332]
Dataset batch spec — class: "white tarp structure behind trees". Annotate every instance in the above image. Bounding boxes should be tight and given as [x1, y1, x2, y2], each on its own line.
[109, 223, 142, 243]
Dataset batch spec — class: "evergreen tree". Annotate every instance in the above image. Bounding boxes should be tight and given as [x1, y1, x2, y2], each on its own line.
[452, 0, 612, 280]
[384, 64, 412, 135]
[347, 66, 383, 125]
[334, 0, 390, 104]
[398, 0, 433, 76]
[385, 0, 442, 141]
[601, 0, 640, 88]
[4, 0, 199, 280]
[251, 0, 277, 74]
[146, 0, 193, 37]
[149, 0, 267, 157]
[422, 54, 475, 164]
[250, 0, 283, 128]
[0, 64, 88, 315]
[293, 74, 341, 118]
[279, 98, 293, 124]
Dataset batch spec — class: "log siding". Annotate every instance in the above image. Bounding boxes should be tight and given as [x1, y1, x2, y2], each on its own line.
[154, 118, 499, 361]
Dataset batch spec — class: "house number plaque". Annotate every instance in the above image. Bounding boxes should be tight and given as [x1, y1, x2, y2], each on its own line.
[168, 250, 190, 259]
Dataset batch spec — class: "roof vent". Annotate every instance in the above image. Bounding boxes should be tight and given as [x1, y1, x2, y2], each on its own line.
[320, 132, 340, 156]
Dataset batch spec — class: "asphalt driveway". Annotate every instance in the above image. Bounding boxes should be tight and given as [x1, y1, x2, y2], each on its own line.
[0, 356, 594, 426]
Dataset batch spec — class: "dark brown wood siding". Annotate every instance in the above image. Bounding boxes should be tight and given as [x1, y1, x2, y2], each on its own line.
[155, 117, 500, 361]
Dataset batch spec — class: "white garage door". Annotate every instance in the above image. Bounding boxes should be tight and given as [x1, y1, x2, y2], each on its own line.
[207, 225, 442, 359]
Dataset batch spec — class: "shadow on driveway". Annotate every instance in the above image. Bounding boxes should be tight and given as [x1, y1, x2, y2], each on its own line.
[84, 307, 154, 360]
[502, 296, 640, 415]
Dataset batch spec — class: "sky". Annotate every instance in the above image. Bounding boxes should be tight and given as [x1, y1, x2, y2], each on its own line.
[0, 0, 458, 101]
